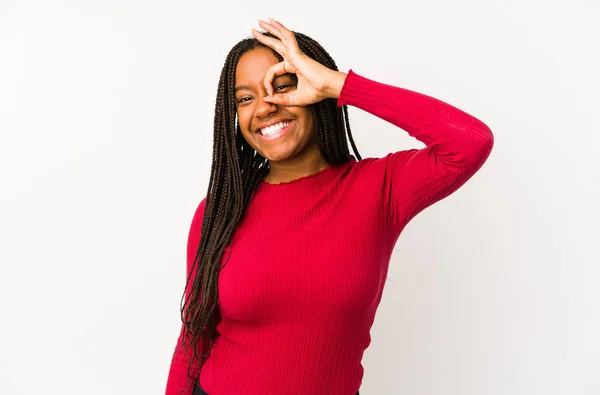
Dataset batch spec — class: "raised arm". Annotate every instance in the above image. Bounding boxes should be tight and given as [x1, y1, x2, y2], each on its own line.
[337, 70, 494, 234]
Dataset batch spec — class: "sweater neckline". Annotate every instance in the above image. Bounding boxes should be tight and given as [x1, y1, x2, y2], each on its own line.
[260, 160, 354, 188]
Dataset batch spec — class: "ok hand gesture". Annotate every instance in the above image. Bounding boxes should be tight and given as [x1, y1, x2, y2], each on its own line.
[252, 19, 346, 107]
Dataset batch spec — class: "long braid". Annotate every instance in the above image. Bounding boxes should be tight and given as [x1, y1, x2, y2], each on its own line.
[177, 31, 361, 394]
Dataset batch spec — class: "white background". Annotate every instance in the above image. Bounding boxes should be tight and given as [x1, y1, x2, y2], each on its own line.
[1, 1, 599, 394]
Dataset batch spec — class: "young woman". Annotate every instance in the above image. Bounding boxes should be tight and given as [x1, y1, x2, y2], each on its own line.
[166, 18, 494, 395]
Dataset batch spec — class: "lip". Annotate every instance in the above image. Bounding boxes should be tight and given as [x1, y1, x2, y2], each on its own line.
[256, 120, 295, 142]
[255, 119, 294, 134]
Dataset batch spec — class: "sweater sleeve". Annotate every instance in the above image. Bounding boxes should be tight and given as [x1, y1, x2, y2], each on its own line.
[338, 70, 494, 234]
[165, 198, 207, 395]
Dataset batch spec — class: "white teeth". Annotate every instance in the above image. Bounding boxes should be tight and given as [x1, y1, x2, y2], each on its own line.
[260, 121, 291, 136]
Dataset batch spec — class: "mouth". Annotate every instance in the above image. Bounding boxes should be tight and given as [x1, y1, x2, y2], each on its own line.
[256, 120, 294, 142]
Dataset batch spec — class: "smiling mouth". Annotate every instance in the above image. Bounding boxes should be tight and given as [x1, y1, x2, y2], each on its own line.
[256, 120, 293, 135]
[256, 120, 294, 142]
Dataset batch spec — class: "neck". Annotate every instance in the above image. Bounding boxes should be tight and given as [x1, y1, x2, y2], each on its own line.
[264, 145, 329, 185]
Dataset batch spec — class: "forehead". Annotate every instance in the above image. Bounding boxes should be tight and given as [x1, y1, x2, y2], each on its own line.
[235, 47, 279, 85]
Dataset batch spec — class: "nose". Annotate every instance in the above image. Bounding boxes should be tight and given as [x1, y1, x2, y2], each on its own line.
[254, 93, 278, 118]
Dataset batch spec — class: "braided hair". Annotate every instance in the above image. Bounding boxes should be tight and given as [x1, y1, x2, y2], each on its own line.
[176, 31, 362, 393]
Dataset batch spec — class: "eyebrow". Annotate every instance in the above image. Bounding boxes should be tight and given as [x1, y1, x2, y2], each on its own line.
[234, 76, 292, 93]
[234, 85, 251, 93]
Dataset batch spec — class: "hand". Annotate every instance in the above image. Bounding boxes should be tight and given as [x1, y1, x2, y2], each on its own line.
[251, 19, 346, 107]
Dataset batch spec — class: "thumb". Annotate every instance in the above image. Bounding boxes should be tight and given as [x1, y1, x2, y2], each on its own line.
[264, 93, 294, 107]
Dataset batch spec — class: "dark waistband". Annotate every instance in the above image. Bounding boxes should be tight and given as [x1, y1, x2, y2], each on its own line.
[194, 381, 359, 395]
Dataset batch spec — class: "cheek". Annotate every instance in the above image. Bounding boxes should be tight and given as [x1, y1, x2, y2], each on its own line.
[236, 109, 260, 150]
[236, 109, 252, 134]
[299, 110, 315, 135]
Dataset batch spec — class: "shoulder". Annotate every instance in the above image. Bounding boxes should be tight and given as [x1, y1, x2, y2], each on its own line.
[353, 149, 420, 177]
[186, 196, 208, 271]
[190, 197, 207, 229]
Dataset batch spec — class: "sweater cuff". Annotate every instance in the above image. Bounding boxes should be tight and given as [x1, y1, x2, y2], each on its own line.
[337, 69, 371, 107]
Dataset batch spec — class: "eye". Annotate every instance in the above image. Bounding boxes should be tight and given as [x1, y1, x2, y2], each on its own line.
[237, 97, 251, 104]
[274, 84, 292, 92]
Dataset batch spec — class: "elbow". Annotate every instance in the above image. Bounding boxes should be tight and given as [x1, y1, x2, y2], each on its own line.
[432, 119, 494, 172]
[466, 121, 494, 170]
[479, 122, 494, 159]
[445, 119, 494, 171]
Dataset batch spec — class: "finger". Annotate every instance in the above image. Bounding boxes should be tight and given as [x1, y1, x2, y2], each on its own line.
[263, 61, 287, 96]
[264, 92, 294, 107]
[258, 19, 300, 55]
[257, 19, 282, 40]
[251, 28, 286, 56]
[267, 19, 300, 51]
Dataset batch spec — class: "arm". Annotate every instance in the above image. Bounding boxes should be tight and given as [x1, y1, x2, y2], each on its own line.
[165, 199, 207, 395]
[335, 70, 494, 233]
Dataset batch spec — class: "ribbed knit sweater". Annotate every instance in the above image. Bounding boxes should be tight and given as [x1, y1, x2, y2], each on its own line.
[166, 70, 494, 395]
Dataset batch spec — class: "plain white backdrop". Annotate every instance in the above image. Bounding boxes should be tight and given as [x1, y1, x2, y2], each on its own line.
[1, 1, 598, 394]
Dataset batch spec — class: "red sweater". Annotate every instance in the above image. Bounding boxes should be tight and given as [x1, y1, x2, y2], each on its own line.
[166, 70, 494, 395]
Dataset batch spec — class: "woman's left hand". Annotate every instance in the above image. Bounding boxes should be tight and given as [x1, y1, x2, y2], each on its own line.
[252, 19, 346, 107]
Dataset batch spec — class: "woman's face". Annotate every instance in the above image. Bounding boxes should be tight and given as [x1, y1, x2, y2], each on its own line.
[234, 46, 316, 163]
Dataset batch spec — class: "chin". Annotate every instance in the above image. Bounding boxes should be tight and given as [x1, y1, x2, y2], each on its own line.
[263, 150, 296, 163]
[259, 144, 302, 163]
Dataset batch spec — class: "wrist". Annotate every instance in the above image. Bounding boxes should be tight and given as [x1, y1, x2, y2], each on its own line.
[324, 71, 347, 99]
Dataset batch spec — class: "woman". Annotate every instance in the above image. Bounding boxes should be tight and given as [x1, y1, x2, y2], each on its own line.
[166, 18, 494, 395]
